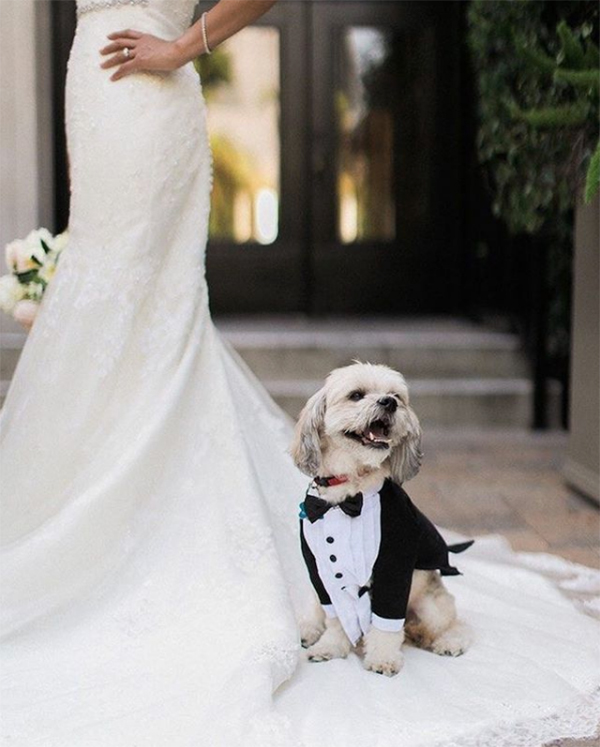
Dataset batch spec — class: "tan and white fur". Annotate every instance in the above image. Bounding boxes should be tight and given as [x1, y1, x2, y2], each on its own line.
[291, 362, 471, 676]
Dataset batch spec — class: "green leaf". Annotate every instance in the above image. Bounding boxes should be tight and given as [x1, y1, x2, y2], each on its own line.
[40, 238, 52, 254]
[584, 39, 600, 69]
[553, 68, 600, 92]
[557, 19, 586, 70]
[584, 139, 600, 203]
[30, 255, 43, 267]
[515, 103, 589, 128]
[513, 36, 557, 75]
[15, 269, 39, 284]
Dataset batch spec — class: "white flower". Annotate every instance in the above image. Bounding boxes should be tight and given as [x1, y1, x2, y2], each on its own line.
[25, 228, 53, 262]
[5, 228, 65, 274]
[52, 230, 69, 253]
[13, 299, 39, 329]
[38, 263, 57, 283]
[5, 237, 41, 273]
[24, 282, 45, 302]
[0, 274, 26, 313]
[5, 239, 27, 271]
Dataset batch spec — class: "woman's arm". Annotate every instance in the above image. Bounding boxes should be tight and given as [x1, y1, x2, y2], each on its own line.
[100, 0, 277, 81]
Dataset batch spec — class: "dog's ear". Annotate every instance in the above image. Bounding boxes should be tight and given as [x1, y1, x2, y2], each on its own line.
[389, 406, 423, 484]
[290, 387, 327, 476]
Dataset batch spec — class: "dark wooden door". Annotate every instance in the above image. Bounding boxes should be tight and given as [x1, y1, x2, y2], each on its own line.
[309, 1, 463, 314]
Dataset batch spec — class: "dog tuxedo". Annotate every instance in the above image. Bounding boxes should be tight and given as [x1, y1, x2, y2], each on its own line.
[300, 478, 473, 645]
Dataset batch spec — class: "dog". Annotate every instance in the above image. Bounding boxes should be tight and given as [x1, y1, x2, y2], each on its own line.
[291, 362, 472, 676]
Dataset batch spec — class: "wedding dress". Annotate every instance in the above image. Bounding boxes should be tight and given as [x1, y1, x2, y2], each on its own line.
[1, 1, 599, 745]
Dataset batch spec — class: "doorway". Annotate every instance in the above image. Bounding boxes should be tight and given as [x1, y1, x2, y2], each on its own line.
[198, 1, 464, 314]
[52, 1, 465, 315]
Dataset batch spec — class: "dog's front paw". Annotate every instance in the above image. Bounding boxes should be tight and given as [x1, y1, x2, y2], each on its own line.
[363, 627, 405, 677]
[306, 617, 351, 662]
[300, 619, 325, 649]
[430, 621, 472, 657]
[363, 650, 404, 677]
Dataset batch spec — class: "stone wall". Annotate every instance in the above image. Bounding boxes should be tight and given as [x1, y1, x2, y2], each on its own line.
[0, 0, 53, 332]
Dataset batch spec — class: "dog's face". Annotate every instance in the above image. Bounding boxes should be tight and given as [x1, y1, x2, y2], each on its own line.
[291, 362, 423, 484]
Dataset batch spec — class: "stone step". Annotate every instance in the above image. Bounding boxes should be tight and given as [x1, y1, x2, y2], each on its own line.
[218, 320, 529, 380]
[262, 377, 562, 428]
[1, 324, 529, 381]
[0, 374, 560, 428]
[0, 320, 555, 428]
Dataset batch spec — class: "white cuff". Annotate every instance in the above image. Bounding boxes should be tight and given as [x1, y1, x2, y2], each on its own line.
[322, 604, 337, 619]
[371, 614, 405, 632]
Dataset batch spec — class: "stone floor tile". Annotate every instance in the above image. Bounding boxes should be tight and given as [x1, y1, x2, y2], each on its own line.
[501, 528, 550, 552]
[416, 429, 599, 571]
[521, 511, 600, 548]
[502, 486, 590, 515]
[557, 546, 600, 570]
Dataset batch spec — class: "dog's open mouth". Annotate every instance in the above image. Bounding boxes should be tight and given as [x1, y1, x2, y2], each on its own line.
[344, 420, 391, 450]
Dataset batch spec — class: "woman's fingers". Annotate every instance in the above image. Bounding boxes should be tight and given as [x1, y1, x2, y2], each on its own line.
[100, 39, 136, 55]
[110, 60, 137, 81]
[106, 29, 143, 40]
[100, 31, 178, 79]
[101, 50, 135, 70]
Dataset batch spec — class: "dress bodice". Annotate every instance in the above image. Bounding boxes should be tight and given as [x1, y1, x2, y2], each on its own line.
[76, 0, 197, 37]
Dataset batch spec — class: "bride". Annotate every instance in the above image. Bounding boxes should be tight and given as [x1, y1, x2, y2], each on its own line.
[1, 1, 598, 745]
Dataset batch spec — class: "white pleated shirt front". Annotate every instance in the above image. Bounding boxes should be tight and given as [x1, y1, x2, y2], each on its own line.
[301, 481, 384, 645]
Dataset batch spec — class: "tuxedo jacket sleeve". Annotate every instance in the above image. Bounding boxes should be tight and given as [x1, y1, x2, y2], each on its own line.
[370, 480, 462, 624]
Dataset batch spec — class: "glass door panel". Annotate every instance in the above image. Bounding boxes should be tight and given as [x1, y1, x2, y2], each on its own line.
[198, 28, 280, 245]
[196, 1, 309, 314]
[337, 28, 396, 244]
[311, 1, 462, 314]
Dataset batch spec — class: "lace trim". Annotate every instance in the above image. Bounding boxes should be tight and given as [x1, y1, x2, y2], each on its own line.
[430, 687, 600, 747]
[77, 0, 149, 16]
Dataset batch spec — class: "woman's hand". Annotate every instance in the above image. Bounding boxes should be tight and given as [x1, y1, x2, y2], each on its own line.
[100, 29, 185, 81]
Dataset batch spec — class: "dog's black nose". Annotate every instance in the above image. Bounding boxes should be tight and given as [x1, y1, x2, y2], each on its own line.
[378, 396, 397, 413]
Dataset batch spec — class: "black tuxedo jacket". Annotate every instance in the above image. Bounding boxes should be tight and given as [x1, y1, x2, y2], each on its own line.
[300, 478, 471, 624]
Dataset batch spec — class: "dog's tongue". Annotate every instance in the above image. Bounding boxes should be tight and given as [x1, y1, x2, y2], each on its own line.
[367, 422, 388, 440]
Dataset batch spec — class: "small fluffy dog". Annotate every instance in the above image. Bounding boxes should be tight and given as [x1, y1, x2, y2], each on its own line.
[291, 362, 472, 676]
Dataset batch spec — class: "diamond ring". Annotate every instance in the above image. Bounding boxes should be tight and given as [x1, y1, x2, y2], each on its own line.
[123, 47, 131, 59]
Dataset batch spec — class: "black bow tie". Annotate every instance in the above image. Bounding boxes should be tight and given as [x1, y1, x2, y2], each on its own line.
[304, 492, 363, 523]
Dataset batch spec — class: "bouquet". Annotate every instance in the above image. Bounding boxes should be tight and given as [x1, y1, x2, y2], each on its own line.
[0, 228, 68, 330]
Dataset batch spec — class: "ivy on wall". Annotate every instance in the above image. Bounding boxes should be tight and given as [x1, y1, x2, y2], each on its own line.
[467, 0, 599, 358]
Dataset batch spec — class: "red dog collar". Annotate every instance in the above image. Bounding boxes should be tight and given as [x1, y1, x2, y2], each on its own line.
[314, 475, 349, 487]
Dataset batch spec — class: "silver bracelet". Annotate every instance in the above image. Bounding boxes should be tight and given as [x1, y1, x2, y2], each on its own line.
[201, 12, 212, 55]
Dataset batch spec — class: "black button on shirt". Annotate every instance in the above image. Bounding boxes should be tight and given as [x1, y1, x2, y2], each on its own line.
[329, 555, 337, 562]
[335, 572, 343, 579]
[326, 537, 334, 544]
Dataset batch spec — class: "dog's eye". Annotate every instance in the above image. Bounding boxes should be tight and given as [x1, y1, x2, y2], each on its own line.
[348, 390, 364, 402]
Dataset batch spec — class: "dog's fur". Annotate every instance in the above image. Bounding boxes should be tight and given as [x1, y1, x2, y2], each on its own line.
[291, 362, 471, 676]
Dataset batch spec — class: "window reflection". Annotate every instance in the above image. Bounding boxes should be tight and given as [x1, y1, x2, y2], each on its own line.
[337, 28, 396, 244]
[197, 28, 280, 245]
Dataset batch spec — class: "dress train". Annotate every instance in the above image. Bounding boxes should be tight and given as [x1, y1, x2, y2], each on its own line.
[1, 1, 598, 744]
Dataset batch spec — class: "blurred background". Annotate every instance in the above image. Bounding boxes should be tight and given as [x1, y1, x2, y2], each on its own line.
[1, 1, 598, 569]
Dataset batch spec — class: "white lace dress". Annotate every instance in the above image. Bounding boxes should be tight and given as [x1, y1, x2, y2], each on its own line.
[0, 1, 598, 745]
